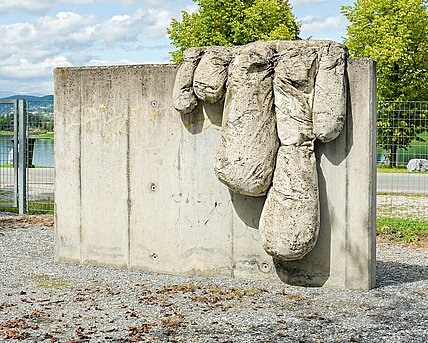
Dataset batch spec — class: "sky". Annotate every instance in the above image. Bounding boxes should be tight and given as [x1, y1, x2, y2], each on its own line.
[0, 0, 355, 96]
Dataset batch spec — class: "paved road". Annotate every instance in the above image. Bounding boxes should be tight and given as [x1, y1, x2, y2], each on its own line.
[1, 168, 54, 203]
[0, 167, 54, 185]
[2, 168, 427, 195]
[377, 173, 428, 194]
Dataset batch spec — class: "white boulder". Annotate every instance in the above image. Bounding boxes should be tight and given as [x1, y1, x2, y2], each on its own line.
[407, 159, 428, 172]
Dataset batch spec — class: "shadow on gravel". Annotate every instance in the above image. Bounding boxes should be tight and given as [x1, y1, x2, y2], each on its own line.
[376, 260, 428, 287]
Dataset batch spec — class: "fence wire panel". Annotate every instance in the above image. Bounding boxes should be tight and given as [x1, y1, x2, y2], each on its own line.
[377, 101, 428, 230]
[0, 101, 17, 210]
[26, 100, 54, 213]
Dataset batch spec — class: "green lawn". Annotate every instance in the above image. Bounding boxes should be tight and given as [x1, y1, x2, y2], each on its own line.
[29, 131, 54, 139]
[377, 217, 428, 243]
[0, 131, 54, 139]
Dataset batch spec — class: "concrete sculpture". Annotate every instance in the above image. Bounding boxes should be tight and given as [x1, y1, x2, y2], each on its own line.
[173, 41, 348, 262]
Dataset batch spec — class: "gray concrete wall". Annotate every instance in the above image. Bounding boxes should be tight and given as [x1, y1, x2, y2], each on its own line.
[54, 59, 377, 290]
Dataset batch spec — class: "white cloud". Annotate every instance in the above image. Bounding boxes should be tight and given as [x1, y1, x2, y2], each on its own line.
[290, 0, 326, 6]
[0, 12, 98, 60]
[0, 0, 95, 15]
[120, 0, 176, 6]
[144, 9, 174, 37]
[0, 6, 177, 93]
[86, 58, 139, 66]
[184, 4, 198, 14]
[0, 56, 71, 80]
[301, 15, 342, 32]
[0, 0, 181, 15]
[0, 9, 173, 60]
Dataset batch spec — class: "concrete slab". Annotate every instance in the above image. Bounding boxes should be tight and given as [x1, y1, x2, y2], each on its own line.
[55, 59, 377, 290]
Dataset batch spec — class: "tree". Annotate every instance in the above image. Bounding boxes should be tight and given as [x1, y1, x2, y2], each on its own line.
[168, 0, 300, 63]
[342, 0, 428, 167]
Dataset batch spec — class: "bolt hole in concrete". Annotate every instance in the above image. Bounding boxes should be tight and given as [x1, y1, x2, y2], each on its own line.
[151, 100, 158, 108]
[151, 253, 158, 261]
[150, 183, 156, 192]
[261, 263, 270, 273]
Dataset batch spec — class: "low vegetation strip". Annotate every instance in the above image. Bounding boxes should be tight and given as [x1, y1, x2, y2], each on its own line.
[377, 217, 428, 244]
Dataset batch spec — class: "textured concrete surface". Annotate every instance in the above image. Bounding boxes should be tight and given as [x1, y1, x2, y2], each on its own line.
[173, 41, 348, 261]
[213, 43, 279, 197]
[54, 57, 376, 290]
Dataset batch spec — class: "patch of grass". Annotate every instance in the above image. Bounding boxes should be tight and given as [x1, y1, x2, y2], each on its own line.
[0, 202, 53, 215]
[32, 274, 68, 288]
[28, 201, 54, 214]
[377, 217, 428, 243]
[377, 166, 408, 173]
[0, 206, 18, 213]
[0, 164, 54, 168]
[34, 165, 54, 169]
[377, 192, 426, 197]
[377, 166, 427, 174]
[29, 132, 54, 139]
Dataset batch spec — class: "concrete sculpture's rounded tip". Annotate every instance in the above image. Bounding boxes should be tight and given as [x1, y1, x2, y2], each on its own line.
[262, 238, 317, 261]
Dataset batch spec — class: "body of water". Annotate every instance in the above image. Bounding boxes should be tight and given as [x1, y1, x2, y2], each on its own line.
[0, 135, 54, 167]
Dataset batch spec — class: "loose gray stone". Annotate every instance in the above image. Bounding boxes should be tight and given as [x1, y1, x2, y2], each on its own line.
[2, 220, 428, 342]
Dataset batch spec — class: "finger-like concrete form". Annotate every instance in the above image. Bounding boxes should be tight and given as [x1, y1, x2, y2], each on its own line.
[214, 44, 279, 196]
[272, 46, 318, 147]
[193, 47, 233, 104]
[173, 41, 348, 261]
[313, 44, 348, 142]
[260, 146, 319, 260]
[259, 42, 348, 261]
[173, 48, 205, 114]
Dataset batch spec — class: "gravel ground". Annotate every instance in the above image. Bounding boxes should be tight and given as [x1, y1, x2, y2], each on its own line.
[0, 215, 427, 342]
[377, 194, 428, 221]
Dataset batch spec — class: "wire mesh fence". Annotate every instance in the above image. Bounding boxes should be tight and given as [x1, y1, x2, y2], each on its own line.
[376, 101, 428, 235]
[0, 101, 17, 210]
[26, 100, 54, 213]
[1, 97, 427, 225]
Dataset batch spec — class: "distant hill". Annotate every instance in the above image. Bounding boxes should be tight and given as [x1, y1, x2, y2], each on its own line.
[2, 95, 54, 101]
[0, 91, 16, 98]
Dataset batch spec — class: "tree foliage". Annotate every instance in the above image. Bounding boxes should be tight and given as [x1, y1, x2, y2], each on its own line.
[342, 0, 428, 167]
[168, 0, 300, 63]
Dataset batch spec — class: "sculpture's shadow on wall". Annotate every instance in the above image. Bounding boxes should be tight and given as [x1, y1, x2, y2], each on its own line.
[180, 101, 223, 134]
[229, 191, 266, 229]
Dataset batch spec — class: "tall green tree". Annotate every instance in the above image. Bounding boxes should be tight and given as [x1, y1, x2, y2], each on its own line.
[342, 0, 428, 167]
[168, 0, 300, 63]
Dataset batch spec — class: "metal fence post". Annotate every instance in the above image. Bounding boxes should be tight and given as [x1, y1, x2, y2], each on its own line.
[13, 100, 19, 207]
[18, 99, 27, 214]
